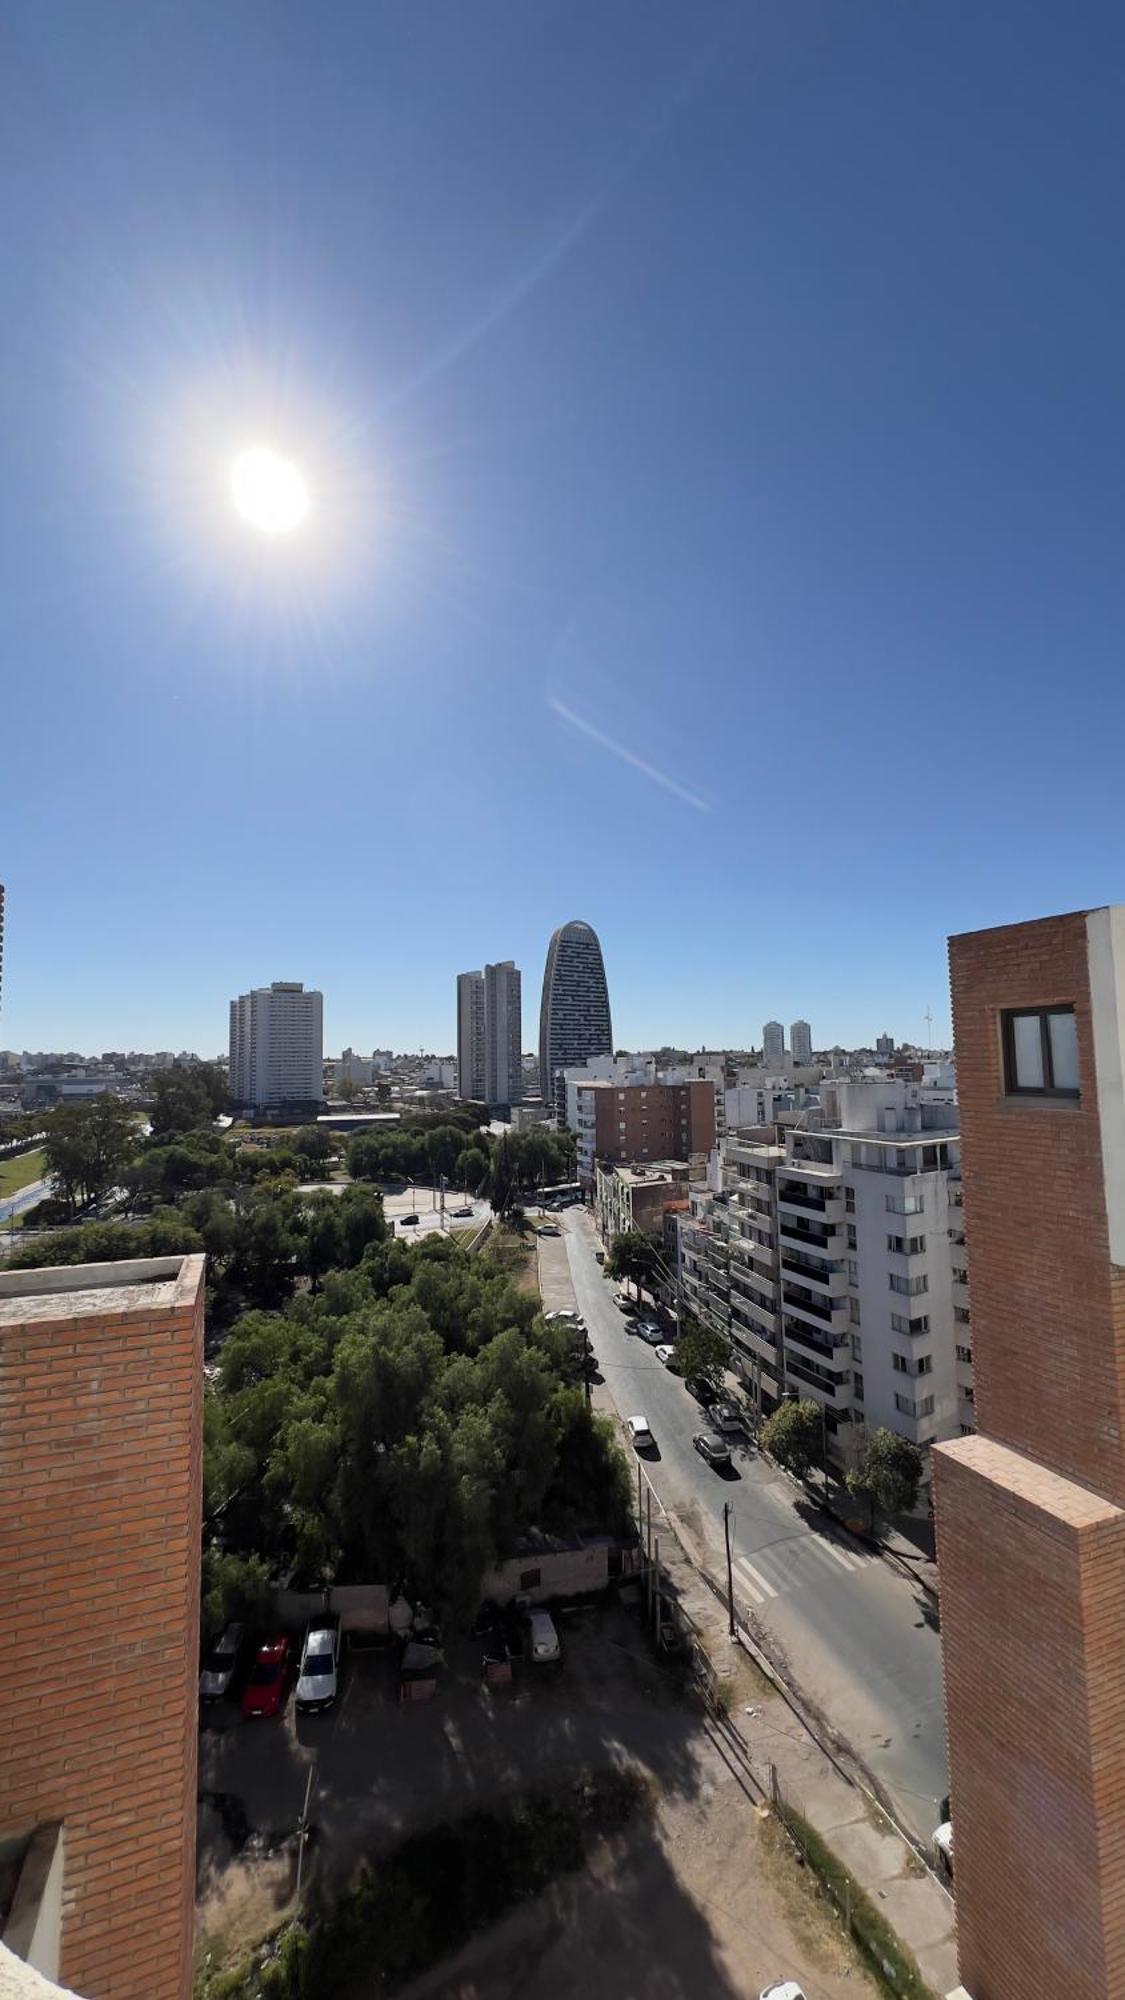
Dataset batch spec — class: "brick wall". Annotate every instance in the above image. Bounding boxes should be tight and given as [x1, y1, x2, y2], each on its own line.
[948, 911, 1125, 1504]
[591, 1080, 716, 1166]
[935, 1436, 1125, 1999]
[0, 1259, 205, 2000]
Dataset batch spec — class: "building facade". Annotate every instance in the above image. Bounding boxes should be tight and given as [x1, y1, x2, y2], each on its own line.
[539, 920, 613, 1120]
[456, 971, 486, 1102]
[595, 1160, 691, 1243]
[935, 906, 1125, 2000]
[762, 1020, 785, 1064]
[483, 960, 522, 1109]
[574, 1077, 716, 1186]
[0, 1254, 206, 1999]
[790, 1019, 813, 1065]
[228, 981, 323, 1116]
[681, 1080, 969, 1462]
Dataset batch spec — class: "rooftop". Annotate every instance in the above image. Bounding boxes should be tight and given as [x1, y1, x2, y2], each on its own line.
[0, 1254, 204, 1327]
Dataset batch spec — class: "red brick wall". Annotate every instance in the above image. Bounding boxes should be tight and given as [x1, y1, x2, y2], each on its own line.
[949, 911, 1125, 1503]
[0, 1260, 205, 2000]
[591, 1080, 716, 1166]
[934, 1437, 1125, 2000]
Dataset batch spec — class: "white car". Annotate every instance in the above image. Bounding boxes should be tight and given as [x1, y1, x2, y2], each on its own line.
[627, 1414, 655, 1451]
[711, 1401, 743, 1434]
[199, 1622, 243, 1701]
[635, 1319, 664, 1345]
[545, 1309, 582, 1324]
[295, 1623, 339, 1712]
[654, 1344, 677, 1366]
[526, 1608, 561, 1665]
[760, 1985, 806, 2000]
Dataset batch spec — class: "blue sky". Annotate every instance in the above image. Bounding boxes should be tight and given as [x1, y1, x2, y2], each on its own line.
[3, 2, 1125, 1057]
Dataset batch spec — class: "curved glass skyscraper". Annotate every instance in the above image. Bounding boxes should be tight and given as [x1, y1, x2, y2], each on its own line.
[539, 919, 613, 1120]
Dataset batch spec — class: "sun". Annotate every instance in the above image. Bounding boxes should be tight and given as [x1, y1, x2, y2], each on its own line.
[229, 446, 310, 535]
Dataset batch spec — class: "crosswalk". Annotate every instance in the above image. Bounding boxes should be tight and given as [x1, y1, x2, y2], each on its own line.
[733, 1531, 874, 1607]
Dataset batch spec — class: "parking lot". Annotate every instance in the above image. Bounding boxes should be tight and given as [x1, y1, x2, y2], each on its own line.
[197, 1602, 876, 1998]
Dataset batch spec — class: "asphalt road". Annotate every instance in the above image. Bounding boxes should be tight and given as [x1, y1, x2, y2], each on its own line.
[560, 1210, 949, 1844]
[0, 1175, 52, 1228]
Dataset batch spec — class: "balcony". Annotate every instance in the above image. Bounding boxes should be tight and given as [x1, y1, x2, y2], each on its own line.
[780, 1252, 845, 1294]
[778, 1215, 836, 1254]
[778, 1186, 846, 1226]
[781, 1283, 850, 1334]
[783, 1315, 850, 1363]
[784, 1351, 852, 1405]
[731, 1292, 777, 1335]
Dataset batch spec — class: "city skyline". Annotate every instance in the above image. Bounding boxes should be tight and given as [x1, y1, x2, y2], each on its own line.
[5, 7, 1125, 1058]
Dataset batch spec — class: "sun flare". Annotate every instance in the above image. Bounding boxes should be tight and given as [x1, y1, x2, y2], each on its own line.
[229, 446, 310, 535]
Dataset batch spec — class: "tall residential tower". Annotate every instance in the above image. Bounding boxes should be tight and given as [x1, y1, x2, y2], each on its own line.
[790, 1018, 813, 1064]
[228, 981, 323, 1116]
[762, 1020, 785, 1064]
[456, 970, 486, 1101]
[483, 960, 522, 1109]
[539, 920, 613, 1121]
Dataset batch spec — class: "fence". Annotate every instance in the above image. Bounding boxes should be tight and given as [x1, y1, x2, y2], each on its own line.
[769, 1766, 936, 2000]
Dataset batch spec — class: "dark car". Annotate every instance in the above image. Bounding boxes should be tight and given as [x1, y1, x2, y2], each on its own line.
[685, 1376, 716, 1407]
[399, 1212, 419, 1226]
[693, 1431, 732, 1469]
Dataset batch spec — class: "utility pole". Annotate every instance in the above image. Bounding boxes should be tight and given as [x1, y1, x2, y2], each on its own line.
[295, 1760, 316, 1902]
[821, 1402, 830, 1500]
[723, 1501, 736, 1639]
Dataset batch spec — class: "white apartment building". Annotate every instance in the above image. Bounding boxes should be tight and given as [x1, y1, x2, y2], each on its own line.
[681, 1079, 973, 1474]
[790, 1019, 813, 1065]
[484, 960, 522, 1108]
[762, 1020, 786, 1063]
[457, 971, 486, 1102]
[229, 982, 323, 1115]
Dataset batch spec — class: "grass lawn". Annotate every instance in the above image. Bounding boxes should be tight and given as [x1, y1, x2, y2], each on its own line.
[0, 1148, 47, 1198]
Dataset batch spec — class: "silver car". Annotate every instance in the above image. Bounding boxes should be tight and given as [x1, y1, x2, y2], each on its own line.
[199, 1622, 243, 1701]
[295, 1623, 339, 1712]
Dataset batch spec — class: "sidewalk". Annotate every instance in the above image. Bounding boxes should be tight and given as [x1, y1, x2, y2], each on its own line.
[536, 1222, 958, 1998]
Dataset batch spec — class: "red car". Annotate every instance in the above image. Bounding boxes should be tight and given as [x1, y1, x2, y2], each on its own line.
[241, 1634, 290, 1719]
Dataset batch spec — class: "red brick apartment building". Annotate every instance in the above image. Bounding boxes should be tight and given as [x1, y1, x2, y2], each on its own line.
[0, 1255, 205, 2000]
[574, 1078, 716, 1184]
[935, 908, 1125, 2000]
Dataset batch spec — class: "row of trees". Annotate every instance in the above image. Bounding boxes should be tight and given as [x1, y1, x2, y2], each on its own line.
[760, 1398, 923, 1526]
[203, 1233, 633, 1625]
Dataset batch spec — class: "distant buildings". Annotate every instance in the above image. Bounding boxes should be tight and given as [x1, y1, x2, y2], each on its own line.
[483, 960, 522, 1109]
[0, 880, 5, 1021]
[790, 1018, 813, 1065]
[876, 1032, 895, 1056]
[762, 1020, 785, 1063]
[456, 971, 486, 1102]
[229, 980, 323, 1117]
[935, 905, 1125, 2000]
[0, 1252, 205, 1999]
[539, 920, 613, 1120]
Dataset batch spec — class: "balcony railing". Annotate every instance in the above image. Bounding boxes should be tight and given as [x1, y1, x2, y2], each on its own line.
[780, 1253, 841, 1290]
[783, 1316, 849, 1362]
[778, 1217, 834, 1252]
[782, 1280, 844, 1325]
[778, 1184, 830, 1213]
[784, 1351, 851, 1399]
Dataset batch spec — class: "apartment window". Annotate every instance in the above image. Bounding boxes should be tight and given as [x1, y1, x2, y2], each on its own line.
[847, 1258, 858, 1282]
[954, 1305, 971, 1326]
[916, 1354, 933, 1375]
[847, 1224, 857, 1250]
[886, 1192, 925, 1216]
[1002, 1005, 1080, 1098]
[887, 1233, 926, 1256]
[845, 1186, 855, 1213]
[894, 1392, 915, 1415]
[952, 1266, 968, 1286]
[960, 1423, 975, 1436]
[893, 1352, 910, 1374]
[851, 1333, 862, 1359]
[853, 1371, 864, 1401]
[890, 1272, 928, 1296]
[848, 1296, 861, 1324]
[917, 1394, 934, 1417]
[956, 1344, 973, 1365]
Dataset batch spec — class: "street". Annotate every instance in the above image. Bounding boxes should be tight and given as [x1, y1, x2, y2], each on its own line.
[555, 1209, 949, 1845]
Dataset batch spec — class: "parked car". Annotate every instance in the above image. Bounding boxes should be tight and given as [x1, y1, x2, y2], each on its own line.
[525, 1608, 562, 1665]
[654, 1344, 676, 1367]
[627, 1414, 656, 1452]
[240, 1635, 290, 1719]
[539, 1223, 561, 1236]
[760, 1984, 806, 2000]
[614, 1293, 638, 1314]
[693, 1431, 732, 1469]
[199, 1622, 243, 1702]
[295, 1621, 340, 1713]
[636, 1320, 664, 1346]
[545, 1308, 582, 1323]
[685, 1376, 715, 1405]
[399, 1212, 419, 1226]
[452, 1204, 474, 1218]
[711, 1401, 743, 1434]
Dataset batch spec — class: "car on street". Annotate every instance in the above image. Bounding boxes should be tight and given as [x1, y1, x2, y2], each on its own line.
[635, 1320, 664, 1346]
[545, 1308, 582, 1323]
[399, 1213, 419, 1226]
[539, 1223, 561, 1236]
[760, 1984, 806, 2000]
[711, 1401, 743, 1434]
[199, 1622, 243, 1701]
[685, 1376, 715, 1405]
[693, 1431, 732, 1469]
[295, 1621, 340, 1713]
[614, 1293, 638, 1313]
[525, 1608, 562, 1665]
[451, 1204, 474, 1218]
[654, 1344, 676, 1367]
[626, 1414, 656, 1452]
[240, 1634, 290, 1719]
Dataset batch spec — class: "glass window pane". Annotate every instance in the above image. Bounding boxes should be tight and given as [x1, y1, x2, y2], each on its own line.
[1011, 1014, 1044, 1088]
[1049, 1011, 1079, 1092]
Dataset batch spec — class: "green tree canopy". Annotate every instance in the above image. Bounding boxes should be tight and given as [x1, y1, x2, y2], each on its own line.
[604, 1230, 661, 1298]
[148, 1062, 227, 1137]
[43, 1095, 139, 1216]
[760, 1398, 824, 1479]
[672, 1321, 732, 1392]
[846, 1429, 924, 1525]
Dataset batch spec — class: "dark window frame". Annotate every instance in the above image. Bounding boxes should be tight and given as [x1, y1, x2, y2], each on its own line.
[1001, 1006, 1080, 1100]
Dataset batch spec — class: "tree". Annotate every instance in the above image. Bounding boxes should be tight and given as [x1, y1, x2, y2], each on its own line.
[760, 1398, 824, 1479]
[43, 1096, 138, 1215]
[672, 1321, 732, 1393]
[148, 1062, 227, 1137]
[293, 1125, 334, 1174]
[336, 1076, 362, 1105]
[604, 1230, 660, 1299]
[847, 1429, 923, 1528]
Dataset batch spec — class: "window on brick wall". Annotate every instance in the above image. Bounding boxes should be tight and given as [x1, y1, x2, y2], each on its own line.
[1001, 1005, 1080, 1098]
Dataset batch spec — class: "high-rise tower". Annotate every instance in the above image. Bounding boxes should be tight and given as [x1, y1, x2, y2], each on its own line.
[539, 920, 613, 1121]
[456, 970, 486, 1101]
[483, 960, 522, 1109]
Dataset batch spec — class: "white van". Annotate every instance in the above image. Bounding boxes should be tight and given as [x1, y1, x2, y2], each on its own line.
[526, 1608, 561, 1665]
